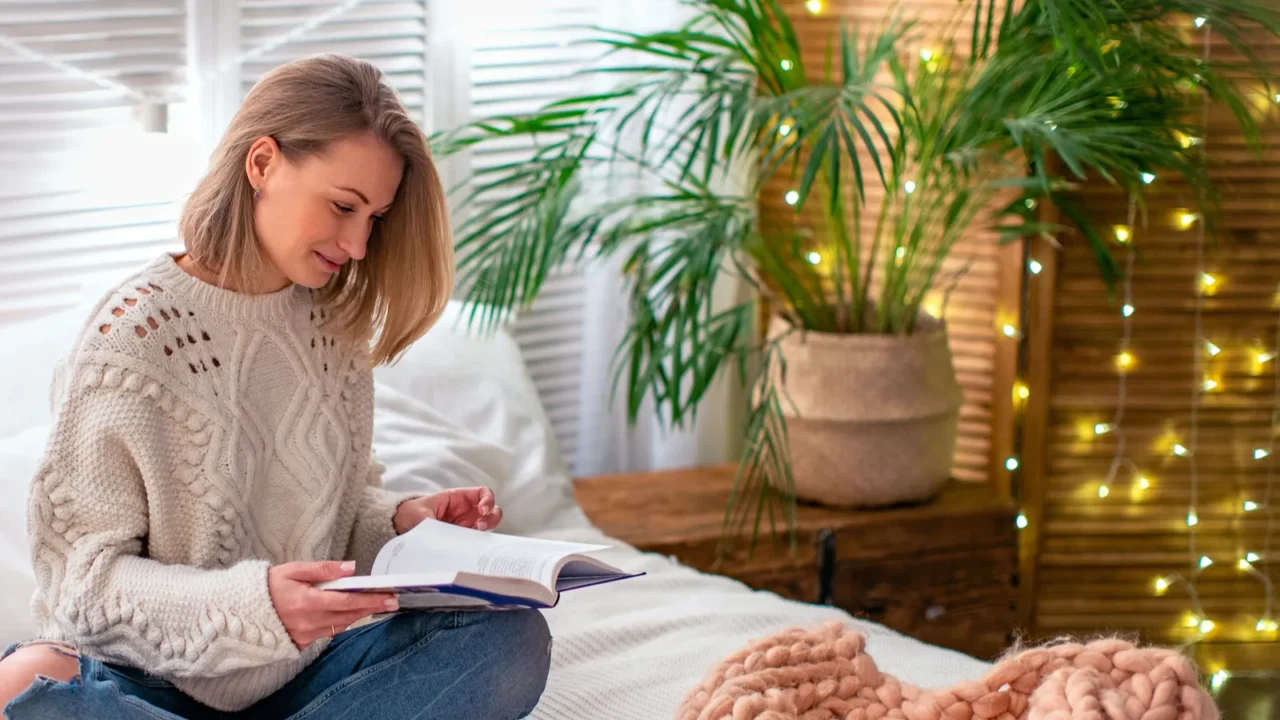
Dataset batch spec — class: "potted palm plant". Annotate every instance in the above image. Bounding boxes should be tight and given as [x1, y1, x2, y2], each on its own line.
[434, 0, 1280, 550]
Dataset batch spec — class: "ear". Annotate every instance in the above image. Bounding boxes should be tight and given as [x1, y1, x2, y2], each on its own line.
[244, 135, 282, 192]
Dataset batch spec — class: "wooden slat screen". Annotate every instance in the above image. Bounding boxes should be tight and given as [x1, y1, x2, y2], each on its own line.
[1031, 23, 1280, 670]
[768, 0, 1011, 485]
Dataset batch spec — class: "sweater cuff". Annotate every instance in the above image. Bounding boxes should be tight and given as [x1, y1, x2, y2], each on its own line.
[228, 559, 304, 660]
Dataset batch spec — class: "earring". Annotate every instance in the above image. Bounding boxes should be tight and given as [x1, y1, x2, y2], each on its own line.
[253, 188, 261, 200]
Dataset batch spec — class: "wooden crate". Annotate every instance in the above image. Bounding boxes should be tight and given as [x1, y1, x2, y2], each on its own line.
[574, 464, 1020, 661]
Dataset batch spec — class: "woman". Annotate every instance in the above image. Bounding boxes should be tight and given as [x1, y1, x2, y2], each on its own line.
[0, 54, 551, 719]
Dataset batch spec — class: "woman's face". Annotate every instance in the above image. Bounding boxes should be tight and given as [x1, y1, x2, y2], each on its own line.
[247, 132, 404, 291]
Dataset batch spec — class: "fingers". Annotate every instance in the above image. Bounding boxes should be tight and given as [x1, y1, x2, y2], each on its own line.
[434, 487, 502, 530]
[279, 560, 356, 583]
[481, 505, 503, 531]
[309, 588, 399, 615]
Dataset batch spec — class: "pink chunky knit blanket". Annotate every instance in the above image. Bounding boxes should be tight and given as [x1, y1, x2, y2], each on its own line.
[678, 622, 1218, 720]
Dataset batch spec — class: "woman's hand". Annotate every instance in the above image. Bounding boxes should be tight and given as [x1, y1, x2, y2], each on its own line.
[394, 487, 503, 535]
[266, 561, 399, 649]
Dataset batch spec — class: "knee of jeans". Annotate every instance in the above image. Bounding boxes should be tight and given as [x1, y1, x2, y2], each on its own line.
[502, 612, 551, 679]
[2, 642, 81, 684]
[1, 642, 82, 717]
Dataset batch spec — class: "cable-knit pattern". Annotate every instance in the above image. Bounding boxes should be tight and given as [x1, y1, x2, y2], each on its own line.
[677, 622, 1219, 720]
[26, 254, 413, 712]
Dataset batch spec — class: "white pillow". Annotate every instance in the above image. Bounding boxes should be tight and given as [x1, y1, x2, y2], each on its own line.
[374, 301, 588, 534]
[0, 425, 47, 647]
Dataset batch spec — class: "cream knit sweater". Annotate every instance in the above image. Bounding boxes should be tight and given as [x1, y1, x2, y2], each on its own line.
[26, 253, 414, 712]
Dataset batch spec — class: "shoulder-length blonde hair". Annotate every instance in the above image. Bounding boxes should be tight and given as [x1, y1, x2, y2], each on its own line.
[179, 53, 452, 366]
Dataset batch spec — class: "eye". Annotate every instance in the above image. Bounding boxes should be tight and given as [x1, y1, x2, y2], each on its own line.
[333, 202, 355, 214]
[371, 214, 385, 224]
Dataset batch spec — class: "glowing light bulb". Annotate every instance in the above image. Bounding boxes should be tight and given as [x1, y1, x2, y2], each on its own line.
[785, 190, 800, 205]
[1247, 552, 1261, 563]
[1025, 198, 1038, 210]
[1186, 613, 1202, 628]
[904, 180, 917, 194]
[778, 123, 792, 136]
[780, 59, 794, 71]
[1210, 670, 1228, 691]
[1238, 558, 1253, 570]
[1002, 324, 1018, 338]
[1113, 225, 1132, 244]
[1154, 577, 1169, 594]
[1195, 17, 1207, 28]
[805, 0, 822, 13]
[1138, 476, 1151, 489]
[1201, 274, 1218, 292]
[1179, 212, 1201, 230]
[1206, 341, 1221, 356]
[1255, 448, 1270, 460]
[1122, 304, 1134, 317]
[1005, 457, 1020, 471]
[1257, 618, 1278, 632]
[1014, 382, 1030, 401]
[1116, 352, 1135, 371]
[1177, 132, 1201, 149]
[1203, 378, 1219, 392]
[1244, 500, 1260, 511]
[920, 49, 934, 62]
[806, 251, 822, 265]
[1199, 555, 1214, 569]
[1186, 511, 1199, 526]
[895, 247, 906, 261]
[1016, 513, 1028, 530]
[1098, 484, 1111, 498]
[1199, 619, 1215, 634]
[1258, 352, 1274, 364]
[1094, 422, 1113, 435]
[1141, 172, 1157, 184]
[1028, 259, 1043, 275]
[1174, 444, 1189, 457]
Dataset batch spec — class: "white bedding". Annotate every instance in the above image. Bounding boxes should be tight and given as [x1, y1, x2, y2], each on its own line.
[0, 295, 989, 718]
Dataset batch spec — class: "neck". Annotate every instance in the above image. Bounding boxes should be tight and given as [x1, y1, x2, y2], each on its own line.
[176, 254, 291, 294]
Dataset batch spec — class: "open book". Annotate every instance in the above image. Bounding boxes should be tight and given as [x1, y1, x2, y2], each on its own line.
[318, 520, 642, 609]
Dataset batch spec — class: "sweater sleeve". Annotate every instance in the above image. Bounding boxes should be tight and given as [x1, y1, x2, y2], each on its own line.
[27, 374, 300, 678]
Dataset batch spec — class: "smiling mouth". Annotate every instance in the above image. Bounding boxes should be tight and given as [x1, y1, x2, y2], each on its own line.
[315, 251, 344, 273]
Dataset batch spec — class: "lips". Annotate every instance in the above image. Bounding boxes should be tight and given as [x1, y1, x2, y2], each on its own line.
[315, 251, 345, 273]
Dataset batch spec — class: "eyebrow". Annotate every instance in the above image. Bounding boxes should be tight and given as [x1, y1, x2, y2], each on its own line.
[335, 185, 392, 211]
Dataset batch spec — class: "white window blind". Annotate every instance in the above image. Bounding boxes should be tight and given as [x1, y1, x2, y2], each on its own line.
[236, 0, 428, 125]
[0, 0, 190, 326]
[453, 1, 604, 470]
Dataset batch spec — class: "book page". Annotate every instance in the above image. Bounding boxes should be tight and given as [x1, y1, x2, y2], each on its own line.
[371, 520, 608, 588]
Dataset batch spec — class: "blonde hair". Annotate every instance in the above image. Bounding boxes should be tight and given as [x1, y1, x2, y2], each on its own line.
[179, 53, 453, 366]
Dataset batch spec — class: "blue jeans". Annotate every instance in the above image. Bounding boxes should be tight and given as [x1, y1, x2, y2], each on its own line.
[4, 610, 551, 720]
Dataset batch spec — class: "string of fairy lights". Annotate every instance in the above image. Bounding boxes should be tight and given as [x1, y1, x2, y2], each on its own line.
[1004, 16, 1278, 657]
[795, 0, 1277, 651]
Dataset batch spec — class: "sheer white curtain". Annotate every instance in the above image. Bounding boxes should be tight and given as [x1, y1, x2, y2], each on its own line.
[574, 2, 750, 476]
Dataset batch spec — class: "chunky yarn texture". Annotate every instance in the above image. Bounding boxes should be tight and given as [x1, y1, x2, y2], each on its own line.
[26, 254, 414, 712]
[679, 622, 1218, 720]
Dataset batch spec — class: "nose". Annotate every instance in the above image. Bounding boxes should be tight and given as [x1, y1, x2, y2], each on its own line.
[337, 224, 369, 261]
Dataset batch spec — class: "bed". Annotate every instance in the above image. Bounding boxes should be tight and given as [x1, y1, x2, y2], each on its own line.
[0, 296, 990, 718]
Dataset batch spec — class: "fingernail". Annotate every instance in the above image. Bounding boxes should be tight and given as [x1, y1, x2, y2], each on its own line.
[385, 598, 400, 611]
[340, 561, 355, 573]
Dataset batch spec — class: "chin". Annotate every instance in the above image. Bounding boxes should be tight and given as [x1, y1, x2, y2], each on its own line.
[285, 265, 332, 289]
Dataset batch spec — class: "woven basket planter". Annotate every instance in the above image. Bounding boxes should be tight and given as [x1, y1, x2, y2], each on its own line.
[769, 315, 963, 507]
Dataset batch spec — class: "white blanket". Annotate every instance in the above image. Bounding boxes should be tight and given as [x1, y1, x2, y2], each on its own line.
[528, 526, 990, 719]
